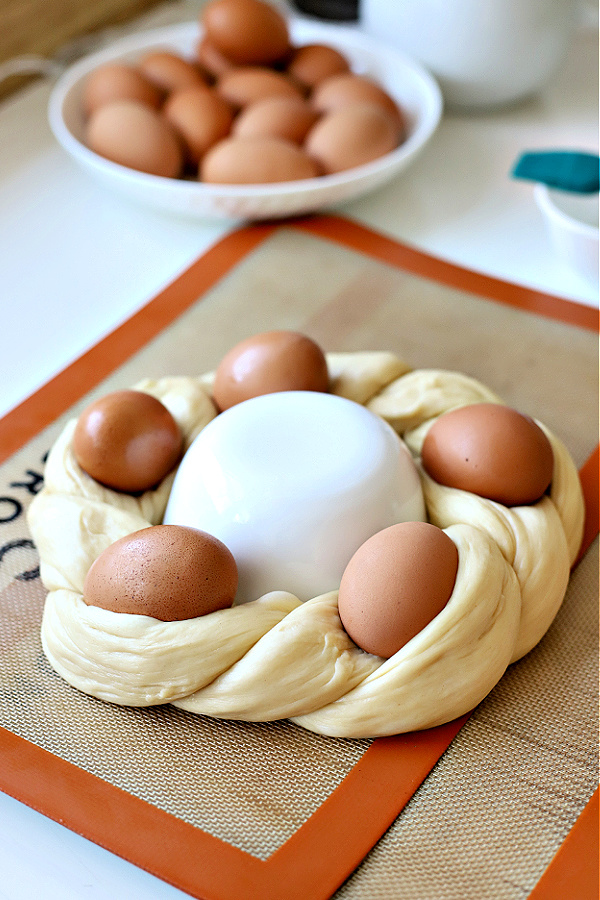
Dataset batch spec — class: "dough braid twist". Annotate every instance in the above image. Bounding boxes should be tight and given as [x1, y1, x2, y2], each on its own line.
[28, 353, 584, 738]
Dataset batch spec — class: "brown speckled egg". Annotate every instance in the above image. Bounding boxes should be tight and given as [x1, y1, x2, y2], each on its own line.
[286, 43, 350, 90]
[138, 51, 208, 95]
[305, 103, 399, 174]
[83, 524, 238, 620]
[421, 403, 554, 506]
[200, 135, 319, 184]
[232, 96, 318, 143]
[85, 100, 184, 177]
[73, 390, 183, 493]
[212, 330, 329, 411]
[216, 67, 303, 109]
[311, 73, 404, 132]
[201, 0, 290, 66]
[164, 86, 234, 164]
[338, 522, 459, 658]
[83, 63, 163, 117]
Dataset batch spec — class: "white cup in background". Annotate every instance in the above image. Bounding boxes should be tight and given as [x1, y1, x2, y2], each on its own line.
[359, 0, 579, 110]
[534, 185, 599, 284]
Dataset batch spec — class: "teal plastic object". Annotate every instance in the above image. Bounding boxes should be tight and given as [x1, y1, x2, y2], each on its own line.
[511, 151, 600, 193]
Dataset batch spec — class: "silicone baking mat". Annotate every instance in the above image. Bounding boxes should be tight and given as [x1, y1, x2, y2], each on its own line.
[0, 216, 597, 900]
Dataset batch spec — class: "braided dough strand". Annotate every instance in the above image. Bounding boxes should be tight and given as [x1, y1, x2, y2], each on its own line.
[420, 478, 570, 662]
[541, 424, 585, 565]
[174, 592, 382, 720]
[367, 368, 503, 434]
[27, 353, 584, 738]
[40, 523, 521, 738]
[292, 524, 521, 738]
[42, 589, 300, 706]
[31, 493, 151, 594]
[43, 420, 175, 524]
[368, 367, 584, 662]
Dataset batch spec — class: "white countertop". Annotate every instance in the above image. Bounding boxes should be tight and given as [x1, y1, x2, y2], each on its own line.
[0, 2, 597, 897]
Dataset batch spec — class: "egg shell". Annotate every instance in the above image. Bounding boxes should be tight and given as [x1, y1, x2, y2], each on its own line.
[85, 100, 184, 178]
[212, 330, 329, 411]
[311, 73, 404, 133]
[232, 95, 318, 143]
[305, 103, 400, 174]
[164, 86, 234, 164]
[138, 51, 208, 95]
[337, 521, 459, 658]
[201, 0, 291, 66]
[216, 66, 303, 109]
[286, 43, 350, 90]
[421, 403, 555, 506]
[84, 525, 238, 620]
[195, 37, 236, 80]
[73, 389, 183, 493]
[83, 63, 163, 117]
[200, 135, 319, 184]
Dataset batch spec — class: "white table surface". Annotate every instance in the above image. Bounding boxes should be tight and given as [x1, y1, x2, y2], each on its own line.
[0, 2, 597, 898]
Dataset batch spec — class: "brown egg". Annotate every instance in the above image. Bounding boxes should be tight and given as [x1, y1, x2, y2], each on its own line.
[200, 135, 318, 184]
[216, 66, 303, 109]
[73, 390, 183, 493]
[195, 37, 236, 79]
[421, 403, 555, 506]
[338, 522, 459, 658]
[212, 330, 329, 411]
[286, 43, 350, 90]
[201, 0, 290, 66]
[311, 73, 404, 133]
[83, 63, 163, 117]
[232, 95, 318, 143]
[305, 103, 400, 174]
[164, 86, 234, 164]
[137, 51, 208, 95]
[85, 101, 184, 177]
[84, 525, 238, 620]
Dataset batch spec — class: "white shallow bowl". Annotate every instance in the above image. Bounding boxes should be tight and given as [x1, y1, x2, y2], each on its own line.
[534, 184, 599, 284]
[48, 19, 443, 221]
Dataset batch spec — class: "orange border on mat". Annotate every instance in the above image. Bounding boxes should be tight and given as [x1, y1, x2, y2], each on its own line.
[0, 216, 598, 900]
[0, 719, 467, 900]
[529, 788, 599, 900]
[295, 215, 600, 332]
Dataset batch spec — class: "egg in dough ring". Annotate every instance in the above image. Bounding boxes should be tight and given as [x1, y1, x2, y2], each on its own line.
[27, 352, 585, 738]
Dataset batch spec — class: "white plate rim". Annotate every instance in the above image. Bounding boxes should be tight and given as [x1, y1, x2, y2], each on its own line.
[47, 18, 443, 214]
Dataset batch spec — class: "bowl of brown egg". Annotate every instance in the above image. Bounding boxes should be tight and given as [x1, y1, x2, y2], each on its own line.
[48, 0, 443, 221]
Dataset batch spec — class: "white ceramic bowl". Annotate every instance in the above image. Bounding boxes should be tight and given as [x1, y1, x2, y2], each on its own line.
[534, 184, 599, 284]
[48, 19, 443, 221]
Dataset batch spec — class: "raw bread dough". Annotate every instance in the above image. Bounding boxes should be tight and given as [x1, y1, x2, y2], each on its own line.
[28, 353, 584, 738]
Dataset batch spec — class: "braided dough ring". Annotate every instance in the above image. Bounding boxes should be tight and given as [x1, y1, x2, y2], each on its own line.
[28, 352, 584, 738]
